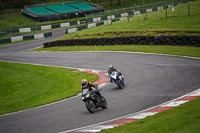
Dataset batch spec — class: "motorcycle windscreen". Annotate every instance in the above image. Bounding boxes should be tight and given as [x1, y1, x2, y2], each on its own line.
[82, 89, 89, 95]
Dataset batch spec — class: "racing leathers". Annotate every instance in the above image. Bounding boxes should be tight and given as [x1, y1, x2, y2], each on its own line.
[81, 82, 101, 98]
[82, 82, 96, 91]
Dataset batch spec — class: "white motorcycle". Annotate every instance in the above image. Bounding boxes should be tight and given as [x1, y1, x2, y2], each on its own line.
[110, 71, 125, 89]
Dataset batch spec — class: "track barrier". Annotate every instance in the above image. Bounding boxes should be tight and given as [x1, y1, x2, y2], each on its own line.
[43, 36, 200, 48]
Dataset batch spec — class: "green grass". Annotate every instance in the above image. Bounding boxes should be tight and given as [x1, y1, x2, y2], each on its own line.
[0, 61, 98, 114]
[100, 97, 200, 133]
[58, 0, 200, 40]
[0, 8, 19, 15]
[32, 45, 200, 58]
[0, 14, 38, 31]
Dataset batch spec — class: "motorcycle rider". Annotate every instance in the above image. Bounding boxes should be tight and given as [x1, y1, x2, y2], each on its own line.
[81, 79, 96, 90]
[108, 64, 122, 82]
[81, 79, 101, 97]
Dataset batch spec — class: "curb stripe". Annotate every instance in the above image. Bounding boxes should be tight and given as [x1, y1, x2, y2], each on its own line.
[79, 69, 109, 85]
[177, 96, 200, 101]
[104, 118, 137, 125]
[107, 122, 127, 126]
[147, 106, 173, 112]
[126, 112, 157, 119]
[160, 100, 188, 107]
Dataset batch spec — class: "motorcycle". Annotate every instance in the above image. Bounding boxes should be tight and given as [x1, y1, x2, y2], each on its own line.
[110, 71, 125, 89]
[81, 87, 107, 113]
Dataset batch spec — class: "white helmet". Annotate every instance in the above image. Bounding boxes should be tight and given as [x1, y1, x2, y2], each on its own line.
[109, 64, 113, 68]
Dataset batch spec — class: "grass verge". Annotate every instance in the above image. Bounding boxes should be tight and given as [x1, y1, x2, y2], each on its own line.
[31, 45, 200, 58]
[100, 97, 200, 133]
[0, 8, 19, 15]
[0, 61, 98, 115]
[58, 0, 200, 40]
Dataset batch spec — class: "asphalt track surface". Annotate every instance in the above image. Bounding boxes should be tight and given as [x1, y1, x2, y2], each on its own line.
[0, 29, 200, 133]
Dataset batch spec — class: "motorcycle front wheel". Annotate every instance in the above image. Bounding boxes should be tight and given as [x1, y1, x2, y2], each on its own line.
[85, 100, 95, 113]
[116, 80, 123, 89]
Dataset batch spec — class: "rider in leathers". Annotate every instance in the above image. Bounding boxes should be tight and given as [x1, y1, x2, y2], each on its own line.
[81, 79, 101, 98]
[81, 79, 96, 90]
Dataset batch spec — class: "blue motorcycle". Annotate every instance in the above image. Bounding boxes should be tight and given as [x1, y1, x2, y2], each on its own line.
[110, 71, 125, 89]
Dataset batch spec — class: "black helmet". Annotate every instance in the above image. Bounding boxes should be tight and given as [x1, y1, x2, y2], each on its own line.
[109, 64, 113, 68]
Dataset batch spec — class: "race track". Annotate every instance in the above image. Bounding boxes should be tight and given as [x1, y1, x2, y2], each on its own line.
[0, 29, 200, 133]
